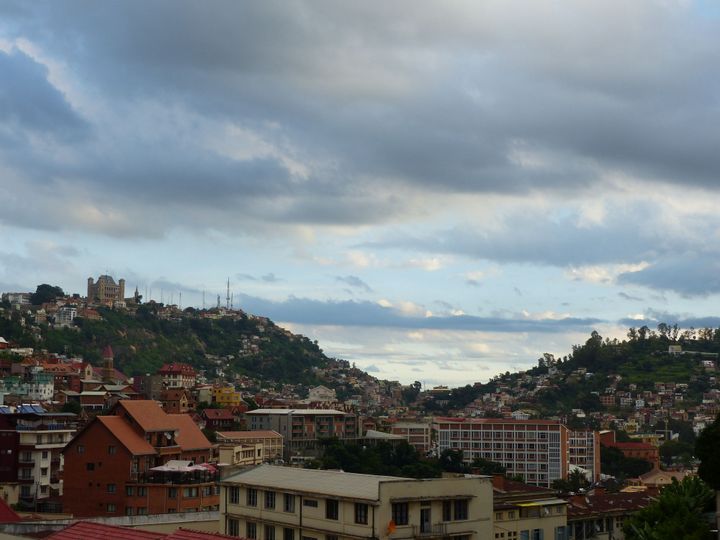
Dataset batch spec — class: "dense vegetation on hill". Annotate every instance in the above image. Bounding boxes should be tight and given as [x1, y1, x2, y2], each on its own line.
[425, 325, 720, 415]
[0, 302, 330, 383]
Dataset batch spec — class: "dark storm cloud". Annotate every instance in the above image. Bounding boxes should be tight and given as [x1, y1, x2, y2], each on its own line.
[237, 293, 602, 332]
[618, 309, 720, 329]
[1, 1, 720, 236]
[0, 48, 87, 139]
[335, 275, 372, 293]
[617, 255, 720, 297]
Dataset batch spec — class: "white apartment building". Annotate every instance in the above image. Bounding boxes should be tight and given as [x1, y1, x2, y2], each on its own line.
[434, 418, 569, 488]
[220, 465, 493, 540]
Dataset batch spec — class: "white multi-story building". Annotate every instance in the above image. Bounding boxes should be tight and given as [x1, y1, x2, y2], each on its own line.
[220, 465, 493, 540]
[567, 430, 601, 482]
[434, 417, 569, 488]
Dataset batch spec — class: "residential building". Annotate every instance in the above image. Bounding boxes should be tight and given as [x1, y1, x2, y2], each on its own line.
[390, 422, 432, 454]
[216, 431, 283, 462]
[218, 443, 264, 467]
[565, 489, 654, 539]
[62, 400, 216, 517]
[220, 464, 493, 540]
[599, 431, 659, 469]
[55, 306, 77, 326]
[161, 389, 191, 414]
[492, 475, 569, 540]
[159, 363, 197, 389]
[568, 430, 601, 482]
[434, 417, 569, 488]
[134, 374, 165, 401]
[0, 370, 54, 401]
[213, 386, 244, 407]
[87, 275, 126, 306]
[203, 408, 235, 431]
[0, 404, 77, 510]
[307, 385, 336, 402]
[246, 409, 358, 459]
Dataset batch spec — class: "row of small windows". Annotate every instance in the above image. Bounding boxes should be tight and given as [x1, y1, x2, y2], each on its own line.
[228, 522, 339, 540]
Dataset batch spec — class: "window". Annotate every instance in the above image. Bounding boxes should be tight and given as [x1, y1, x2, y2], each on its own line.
[531, 530, 543, 540]
[520, 531, 529, 540]
[326, 536, 338, 540]
[247, 488, 258, 506]
[184, 487, 199, 498]
[326, 499, 339, 520]
[303, 499, 318, 508]
[230, 487, 240, 504]
[554, 527, 567, 540]
[443, 501, 452, 521]
[137, 486, 147, 496]
[265, 525, 276, 540]
[246, 522, 257, 539]
[137, 507, 147, 515]
[392, 502, 409, 526]
[169, 487, 177, 499]
[228, 519, 239, 537]
[284, 528, 294, 540]
[284, 493, 295, 513]
[42, 451, 48, 459]
[77, 445, 85, 454]
[265, 490, 276, 509]
[355, 503, 368, 524]
[41, 467, 48, 477]
[126, 485, 135, 496]
[126, 507, 134, 516]
[454, 499, 468, 521]
[107, 483, 116, 493]
[107, 503, 116, 512]
[108, 445, 117, 455]
[86, 462, 95, 471]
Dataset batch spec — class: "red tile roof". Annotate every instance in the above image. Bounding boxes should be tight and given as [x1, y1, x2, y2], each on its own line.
[117, 400, 178, 432]
[46, 522, 164, 539]
[202, 408, 234, 420]
[97, 416, 156, 456]
[169, 413, 213, 451]
[0, 497, 21, 523]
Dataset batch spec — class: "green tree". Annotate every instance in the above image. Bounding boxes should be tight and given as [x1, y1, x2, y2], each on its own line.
[30, 284, 65, 305]
[470, 457, 506, 475]
[551, 468, 590, 493]
[623, 476, 713, 540]
[696, 413, 720, 490]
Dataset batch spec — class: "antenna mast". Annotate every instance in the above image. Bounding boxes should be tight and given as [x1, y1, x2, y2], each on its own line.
[226, 277, 230, 309]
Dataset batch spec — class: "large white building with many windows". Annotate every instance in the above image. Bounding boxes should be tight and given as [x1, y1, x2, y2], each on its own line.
[434, 418, 569, 488]
[220, 464, 493, 540]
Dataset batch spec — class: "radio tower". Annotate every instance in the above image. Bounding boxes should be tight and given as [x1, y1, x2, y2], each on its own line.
[226, 277, 231, 309]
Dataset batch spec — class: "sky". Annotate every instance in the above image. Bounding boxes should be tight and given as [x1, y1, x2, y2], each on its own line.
[2, 1, 720, 387]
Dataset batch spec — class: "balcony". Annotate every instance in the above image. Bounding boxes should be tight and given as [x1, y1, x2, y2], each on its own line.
[412, 523, 448, 538]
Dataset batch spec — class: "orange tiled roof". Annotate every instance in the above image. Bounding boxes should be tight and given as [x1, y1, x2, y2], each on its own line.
[97, 416, 156, 456]
[117, 400, 177, 432]
[47, 522, 164, 539]
[169, 413, 212, 451]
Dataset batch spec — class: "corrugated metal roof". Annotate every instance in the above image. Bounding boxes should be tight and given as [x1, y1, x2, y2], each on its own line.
[223, 464, 407, 501]
[46, 522, 164, 539]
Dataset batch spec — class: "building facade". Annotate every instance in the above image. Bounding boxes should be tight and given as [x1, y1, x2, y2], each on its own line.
[0, 405, 77, 510]
[220, 464, 493, 540]
[216, 431, 284, 462]
[434, 418, 569, 488]
[62, 400, 216, 517]
[246, 409, 358, 459]
[390, 422, 432, 454]
[567, 430, 601, 482]
[159, 363, 197, 389]
[87, 275, 126, 306]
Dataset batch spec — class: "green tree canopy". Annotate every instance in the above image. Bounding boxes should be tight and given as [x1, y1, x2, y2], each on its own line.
[31, 284, 65, 305]
[623, 476, 713, 540]
[696, 413, 720, 490]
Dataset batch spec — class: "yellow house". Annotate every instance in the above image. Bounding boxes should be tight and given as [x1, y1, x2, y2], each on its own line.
[213, 386, 244, 407]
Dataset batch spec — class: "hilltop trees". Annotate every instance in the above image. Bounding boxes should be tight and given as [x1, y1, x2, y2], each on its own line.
[30, 284, 65, 305]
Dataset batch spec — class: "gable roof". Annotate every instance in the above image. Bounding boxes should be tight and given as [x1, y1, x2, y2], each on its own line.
[97, 416, 156, 456]
[202, 408, 234, 420]
[117, 400, 177, 432]
[169, 413, 212, 451]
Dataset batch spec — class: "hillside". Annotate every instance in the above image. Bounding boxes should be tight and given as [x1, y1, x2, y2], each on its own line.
[423, 325, 720, 416]
[0, 303, 330, 384]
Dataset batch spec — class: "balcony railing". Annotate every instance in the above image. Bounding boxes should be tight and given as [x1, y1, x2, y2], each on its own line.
[412, 523, 448, 538]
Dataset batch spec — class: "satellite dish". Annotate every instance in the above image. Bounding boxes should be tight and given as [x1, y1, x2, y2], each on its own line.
[165, 432, 172, 439]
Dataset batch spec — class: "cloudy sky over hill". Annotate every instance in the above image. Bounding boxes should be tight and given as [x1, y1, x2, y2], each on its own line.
[2, 1, 720, 385]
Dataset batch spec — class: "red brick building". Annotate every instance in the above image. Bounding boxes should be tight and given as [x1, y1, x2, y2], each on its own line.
[599, 431, 660, 469]
[62, 400, 217, 517]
